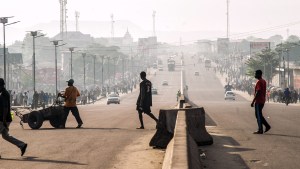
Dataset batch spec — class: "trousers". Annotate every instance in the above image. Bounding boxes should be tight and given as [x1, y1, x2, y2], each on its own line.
[61, 106, 83, 126]
[0, 122, 26, 148]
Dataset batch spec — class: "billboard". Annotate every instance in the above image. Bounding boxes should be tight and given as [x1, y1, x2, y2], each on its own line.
[217, 38, 229, 55]
[250, 42, 270, 56]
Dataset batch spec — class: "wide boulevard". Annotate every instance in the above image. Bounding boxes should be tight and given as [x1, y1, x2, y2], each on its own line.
[1, 55, 299, 169]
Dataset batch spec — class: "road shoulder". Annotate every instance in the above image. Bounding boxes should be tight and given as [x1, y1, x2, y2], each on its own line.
[110, 132, 165, 169]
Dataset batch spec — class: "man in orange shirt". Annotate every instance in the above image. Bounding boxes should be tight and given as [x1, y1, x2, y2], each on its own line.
[59, 79, 83, 128]
[251, 70, 271, 134]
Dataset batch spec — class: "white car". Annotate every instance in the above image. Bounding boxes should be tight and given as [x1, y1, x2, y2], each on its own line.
[225, 91, 235, 100]
[162, 80, 168, 86]
[107, 93, 120, 104]
[152, 88, 158, 94]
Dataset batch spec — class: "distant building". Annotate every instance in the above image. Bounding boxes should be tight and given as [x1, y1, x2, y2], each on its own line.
[94, 29, 134, 55]
[196, 40, 213, 55]
[52, 31, 95, 48]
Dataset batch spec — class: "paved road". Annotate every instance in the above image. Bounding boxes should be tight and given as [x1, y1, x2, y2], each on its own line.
[0, 57, 181, 169]
[2, 55, 299, 169]
[185, 56, 300, 169]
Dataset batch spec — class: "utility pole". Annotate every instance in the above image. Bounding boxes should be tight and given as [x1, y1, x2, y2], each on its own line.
[152, 11, 156, 37]
[59, 0, 67, 40]
[75, 11, 80, 32]
[111, 14, 115, 39]
[226, 0, 230, 39]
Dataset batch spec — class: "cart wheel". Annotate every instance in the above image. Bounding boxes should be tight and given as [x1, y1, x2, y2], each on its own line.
[49, 116, 62, 128]
[28, 111, 44, 129]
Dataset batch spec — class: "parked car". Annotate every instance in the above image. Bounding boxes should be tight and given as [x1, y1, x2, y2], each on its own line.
[162, 80, 168, 86]
[224, 91, 235, 100]
[107, 93, 120, 104]
[152, 88, 158, 94]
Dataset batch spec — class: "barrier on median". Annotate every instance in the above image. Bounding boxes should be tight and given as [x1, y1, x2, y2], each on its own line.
[150, 58, 213, 169]
[149, 107, 213, 148]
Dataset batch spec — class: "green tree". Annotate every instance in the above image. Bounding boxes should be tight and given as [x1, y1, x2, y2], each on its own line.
[286, 35, 299, 43]
[245, 48, 279, 86]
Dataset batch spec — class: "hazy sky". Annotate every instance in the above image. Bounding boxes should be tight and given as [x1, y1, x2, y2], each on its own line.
[1, 0, 300, 43]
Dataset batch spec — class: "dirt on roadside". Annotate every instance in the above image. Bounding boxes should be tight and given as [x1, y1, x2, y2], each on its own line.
[110, 132, 165, 169]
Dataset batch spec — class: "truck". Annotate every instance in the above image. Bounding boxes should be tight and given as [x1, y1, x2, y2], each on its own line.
[167, 59, 175, 71]
[204, 59, 211, 69]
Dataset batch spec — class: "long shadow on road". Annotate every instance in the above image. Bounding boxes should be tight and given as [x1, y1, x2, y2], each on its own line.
[0, 156, 87, 165]
[200, 134, 253, 169]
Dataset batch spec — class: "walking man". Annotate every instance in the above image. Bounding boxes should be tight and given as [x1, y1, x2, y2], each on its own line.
[0, 78, 27, 156]
[251, 70, 271, 134]
[136, 71, 159, 129]
[59, 79, 83, 128]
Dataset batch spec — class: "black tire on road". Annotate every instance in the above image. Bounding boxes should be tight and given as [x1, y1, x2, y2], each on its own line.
[28, 111, 44, 129]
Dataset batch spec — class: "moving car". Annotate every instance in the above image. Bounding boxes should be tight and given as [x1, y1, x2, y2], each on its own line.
[158, 67, 163, 71]
[152, 88, 158, 94]
[162, 80, 168, 86]
[107, 93, 120, 104]
[194, 71, 199, 76]
[224, 91, 235, 100]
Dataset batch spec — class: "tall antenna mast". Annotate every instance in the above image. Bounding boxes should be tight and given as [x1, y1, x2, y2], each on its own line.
[111, 14, 115, 38]
[59, 0, 67, 40]
[226, 0, 230, 39]
[75, 11, 80, 32]
[152, 11, 156, 37]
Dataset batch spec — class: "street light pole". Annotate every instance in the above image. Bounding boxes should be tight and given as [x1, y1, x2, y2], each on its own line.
[82, 53, 86, 90]
[32, 31, 37, 92]
[1, 16, 19, 89]
[69, 47, 75, 79]
[101, 55, 104, 88]
[29, 30, 44, 92]
[51, 40, 65, 94]
[113, 57, 116, 85]
[93, 55, 96, 88]
[2, 20, 6, 85]
[287, 48, 290, 87]
[107, 57, 110, 88]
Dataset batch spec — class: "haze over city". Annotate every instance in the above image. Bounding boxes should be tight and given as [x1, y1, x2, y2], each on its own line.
[1, 0, 300, 44]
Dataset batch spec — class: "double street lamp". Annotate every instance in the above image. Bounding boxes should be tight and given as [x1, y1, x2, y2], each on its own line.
[29, 30, 45, 92]
[68, 47, 76, 79]
[51, 40, 66, 94]
[1, 16, 19, 89]
[82, 53, 86, 90]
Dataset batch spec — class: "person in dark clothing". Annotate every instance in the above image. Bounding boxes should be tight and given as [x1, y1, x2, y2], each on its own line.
[0, 78, 27, 156]
[284, 88, 291, 106]
[136, 71, 158, 129]
[32, 91, 39, 109]
[251, 70, 271, 134]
